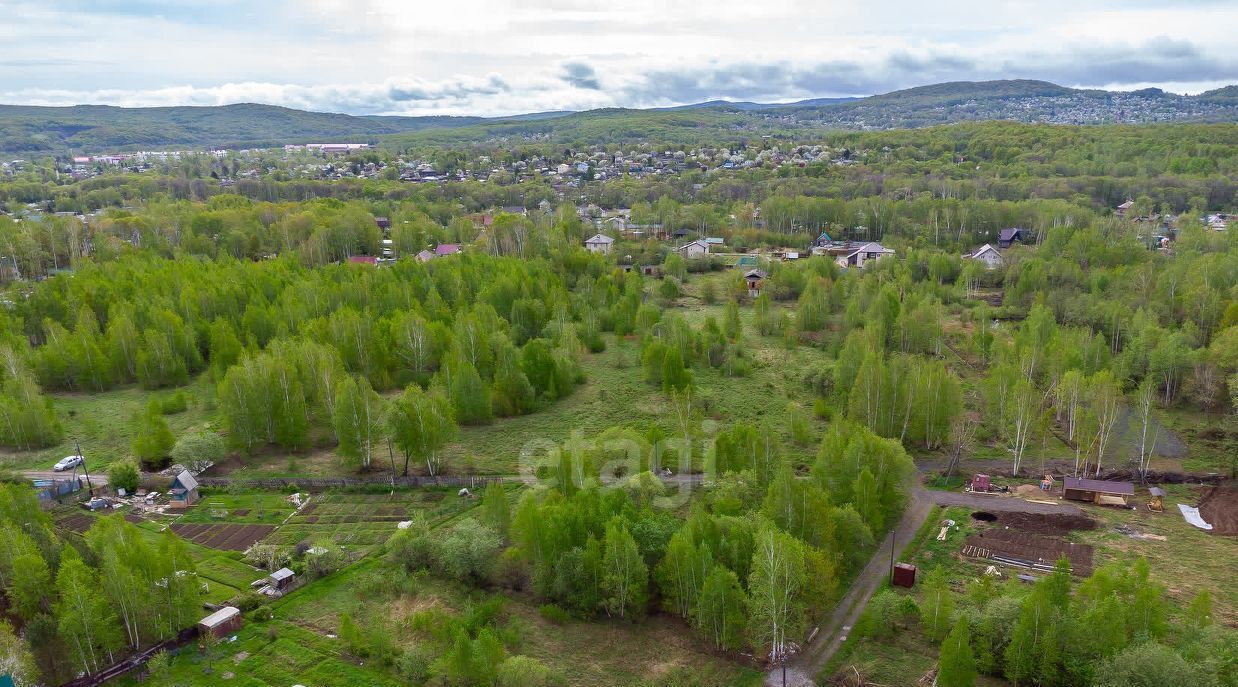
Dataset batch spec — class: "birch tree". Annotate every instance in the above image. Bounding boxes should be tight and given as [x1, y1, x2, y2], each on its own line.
[748, 525, 806, 665]
[388, 385, 456, 476]
[1006, 377, 1039, 476]
[695, 566, 747, 651]
[1085, 371, 1122, 477]
[333, 375, 383, 471]
[55, 549, 121, 675]
[601, 521, 647, 620]
[1133, 378, 1159, 482]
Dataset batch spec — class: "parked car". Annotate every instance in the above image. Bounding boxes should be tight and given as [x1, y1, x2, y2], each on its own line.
[53, 455, 84, 472]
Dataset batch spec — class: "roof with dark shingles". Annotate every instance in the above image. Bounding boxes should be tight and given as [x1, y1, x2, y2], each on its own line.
[1063, 477, 1134, 495]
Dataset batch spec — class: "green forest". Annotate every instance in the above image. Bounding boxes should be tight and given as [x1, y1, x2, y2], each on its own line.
[0, 119, 1232, 687]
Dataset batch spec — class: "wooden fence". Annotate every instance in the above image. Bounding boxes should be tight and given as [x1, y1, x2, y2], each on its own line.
[196, 475, 507, 491]
[59, 628, 197, 687]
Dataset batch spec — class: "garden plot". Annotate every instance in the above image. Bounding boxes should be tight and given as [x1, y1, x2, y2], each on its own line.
[264, 491, 474, 551]
[55, 512, 96, 533]
[176, 493, 298, 524]
[169, 522, 275, 551]
[962, 529, 1093, 575]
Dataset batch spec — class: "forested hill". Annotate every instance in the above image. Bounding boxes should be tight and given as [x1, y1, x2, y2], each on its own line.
[2, 79, 1236, 154]
[388, 79, 1238, 148]
[0, 103, 486, 155]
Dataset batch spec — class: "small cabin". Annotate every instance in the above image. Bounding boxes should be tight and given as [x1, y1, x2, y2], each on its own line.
[269, 567, 296, 591]
[168, 470, 199, 509]
[744, 269, 767, 297]
[198, 606, 242, 638]
[1063, 477, 1134, 506]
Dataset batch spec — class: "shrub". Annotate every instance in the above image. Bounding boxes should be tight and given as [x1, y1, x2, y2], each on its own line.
[159, 391, 189, 414]
[537, 604, 570, 624]
[169, 431, 226, 473]
[107, 460, 140, 494]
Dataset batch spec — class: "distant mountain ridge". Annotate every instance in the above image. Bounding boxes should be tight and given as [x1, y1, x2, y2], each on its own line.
[0, 79, 1234, 155]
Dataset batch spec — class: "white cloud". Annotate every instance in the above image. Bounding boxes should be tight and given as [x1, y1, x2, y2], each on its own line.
[0, 0, 1233, 114]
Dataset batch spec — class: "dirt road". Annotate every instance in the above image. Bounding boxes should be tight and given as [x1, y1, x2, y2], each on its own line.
[21, 470, 108, 486]
[765, 487, 1082, 686]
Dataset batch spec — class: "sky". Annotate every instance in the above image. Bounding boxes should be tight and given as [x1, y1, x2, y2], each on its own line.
[1, 0, 1235, 116]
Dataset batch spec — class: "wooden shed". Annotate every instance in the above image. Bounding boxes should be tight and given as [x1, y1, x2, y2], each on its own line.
[269, 567, 295, 591]
[198, 606, 242, 638]
[1063, 477, 1134, 506]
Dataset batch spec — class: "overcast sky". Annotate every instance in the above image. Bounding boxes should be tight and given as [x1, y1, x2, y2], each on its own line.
[1, 0, 1235, 116]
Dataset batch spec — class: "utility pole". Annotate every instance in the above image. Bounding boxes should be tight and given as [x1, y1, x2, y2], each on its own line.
[75, 439, 94, 493]
[888, 530, 896, 582]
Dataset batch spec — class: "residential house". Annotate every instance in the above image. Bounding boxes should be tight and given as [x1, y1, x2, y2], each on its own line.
[347, 256, 378, 266]
[499, 205, 527, 216]
[997, 228, 1027, 249]
[168, 470, 199, 508]
[374, 216, 391, 230]
[812, 231, 834, 248]
[834, 242, 894, 268]
[677, 239, 710, 258]
[1115, 199, 1134, 218]
[584, 233, 615, 254]
[704, 237, 725, 248]
[435, 244, 461, 257]
[602, 216, 627, 231]
[415, 249, 435, 263]
[965, 244, 1004, 269]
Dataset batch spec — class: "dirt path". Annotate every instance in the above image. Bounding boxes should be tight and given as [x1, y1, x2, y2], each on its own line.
[766, 487, 1083, 686]
[22, 469, 109, 486]
[930, 490, 1083, 515]
[766, 487, 935, 686]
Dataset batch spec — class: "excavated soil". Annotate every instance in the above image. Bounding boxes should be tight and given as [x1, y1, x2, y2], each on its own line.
[1198, 485, 1238, 535]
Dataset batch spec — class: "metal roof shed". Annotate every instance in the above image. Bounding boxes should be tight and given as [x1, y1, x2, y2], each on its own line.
[198, 606, 242, 638]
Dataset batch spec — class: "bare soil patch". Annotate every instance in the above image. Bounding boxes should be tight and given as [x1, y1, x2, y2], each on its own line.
[56, 513, 94, 533]
[1198, 485, 1238, 535]
[170, 522, 274, 551]
[963, 529, 1093, 575]
[989, 511, 1096, 535]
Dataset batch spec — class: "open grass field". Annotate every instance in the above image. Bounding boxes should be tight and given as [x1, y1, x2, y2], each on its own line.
[0, 376, 216, 472]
